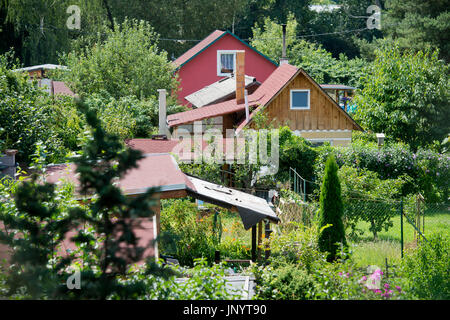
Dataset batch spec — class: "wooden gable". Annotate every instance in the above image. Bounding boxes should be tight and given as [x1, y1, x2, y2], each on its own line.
[259, 70, 362, 131]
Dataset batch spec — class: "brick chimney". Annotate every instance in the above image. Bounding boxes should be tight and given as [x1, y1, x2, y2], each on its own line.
[0, 149, 18, 180]
[235, 50, 245, 104]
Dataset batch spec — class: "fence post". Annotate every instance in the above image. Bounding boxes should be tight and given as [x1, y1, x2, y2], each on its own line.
[215, 250, 221, 264]
[251, 225, 257, 262]
[400, 199, 404, 259]
[385, 257, 389, 279]
[303, 179, 306, 203]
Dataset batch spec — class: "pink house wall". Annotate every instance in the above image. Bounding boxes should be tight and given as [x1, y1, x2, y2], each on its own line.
[176, 33, 278, 106]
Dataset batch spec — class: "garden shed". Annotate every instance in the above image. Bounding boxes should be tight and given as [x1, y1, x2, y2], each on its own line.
[42, 153, 279, 264]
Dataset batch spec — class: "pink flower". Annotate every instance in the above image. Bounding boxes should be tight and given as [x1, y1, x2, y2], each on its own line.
[384, 283, 390, 289]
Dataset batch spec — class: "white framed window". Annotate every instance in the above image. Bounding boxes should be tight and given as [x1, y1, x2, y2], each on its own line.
[217, 50, 236, 76]
[290, 89, 310, 110]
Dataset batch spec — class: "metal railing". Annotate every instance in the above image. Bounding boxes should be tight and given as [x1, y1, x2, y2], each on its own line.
[289, 167, 306, 202]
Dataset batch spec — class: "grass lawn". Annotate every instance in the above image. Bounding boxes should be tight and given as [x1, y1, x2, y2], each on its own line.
[217, 207, 450, 268]
[349, 213, 450, 267]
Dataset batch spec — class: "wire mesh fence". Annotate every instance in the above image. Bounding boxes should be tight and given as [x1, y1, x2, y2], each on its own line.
[278, 182, 450, 261]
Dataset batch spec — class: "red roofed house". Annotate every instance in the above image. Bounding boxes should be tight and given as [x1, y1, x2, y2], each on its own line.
[173, 30, 278, 107]
[167, 51, 363, 146]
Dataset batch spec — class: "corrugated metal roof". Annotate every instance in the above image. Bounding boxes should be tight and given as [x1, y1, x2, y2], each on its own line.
[13, 64, 69, 72]
[321, 84, 356, 90]
[185, 75, 259, 108]
[186, 175, 279, 230]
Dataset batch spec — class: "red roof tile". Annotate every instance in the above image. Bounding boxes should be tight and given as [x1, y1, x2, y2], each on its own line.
[250, 64, 299, 105]
[126, 138, 241, 161]
[236, 64, 299, 132]
[173, 30, 225, 68]
[126, 139, 180, 154]
[45, 154, 192, 196]
[167, 98, 254, 127]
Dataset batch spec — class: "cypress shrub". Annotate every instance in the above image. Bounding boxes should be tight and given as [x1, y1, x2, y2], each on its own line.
[318, 155, 347, 261]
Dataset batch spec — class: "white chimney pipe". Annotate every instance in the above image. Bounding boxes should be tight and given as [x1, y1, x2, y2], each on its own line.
[158, 89, 168, 136]
[245, 89, 249, 121]
[280, 24, 289, 65]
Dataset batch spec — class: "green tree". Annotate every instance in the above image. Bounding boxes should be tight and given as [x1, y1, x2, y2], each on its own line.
[250, 14, 367, 86]
[0, 52, 78, 164]
[61, 19, 178, 100]
[353, 44, 449, 150]
[384, 0, 450, 62]
[0, 99, 160, 299]
[1, 0, 107, 65]
[318, 155, 346, 262]
[92, 0, 248, 59]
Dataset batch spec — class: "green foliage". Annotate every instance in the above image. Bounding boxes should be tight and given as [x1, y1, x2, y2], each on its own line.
[256, 226, 405, 300]
[337, 166, 407, 239]
[253, 262, 316, 300]
[121, 258, 241, 300]
[384, 0, 450, 62]
[62, 19, 178, 100]
[399, 234, 450, 300]
[0, 54, 78, 163]
[318, 155, 346, 261]
[277, 126, 318, 183]
[268, 222, 323, 272]
[3, 0, 79, 65]
[250, 14, 367, 86]
[217, 237, 251, 261]
[314, 142, 450, 202]
[171, 259, 240, 300]
[353, 44, 450, 150]
[103, 0, 248, 58]
[0, 146, 81, 298]
[159, 199, 218, 266]
[307, 253, 404, 300]
[0, 99, 161, 299]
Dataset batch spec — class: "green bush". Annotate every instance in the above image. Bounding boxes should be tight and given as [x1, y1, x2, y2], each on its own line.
[120, 259, 241, 300]
[353, 45, 449, 150]
[0, 55, 76, 164]
[217, 237, 251, 261]
[277, 126, 318, 183]
[62, 19, 178, 100]
[268, 222, 323, 272]
[314, 142, 449, 202]
[253, 263, 316, 300]
[399, 234, 450, 300]
[318, 155, 347, 261]
[159, 199, 218, 266]
[336, 166, 408, 239]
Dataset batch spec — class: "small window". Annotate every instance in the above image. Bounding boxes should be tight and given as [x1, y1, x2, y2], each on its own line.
[217, 51, 236, 76]
[290, 90, 310, 109]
